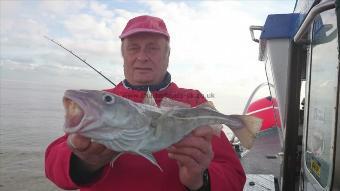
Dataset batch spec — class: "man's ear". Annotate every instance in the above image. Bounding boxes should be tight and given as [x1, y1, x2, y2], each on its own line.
[121, 42, 124, 57]
[166, 47, 170, 68]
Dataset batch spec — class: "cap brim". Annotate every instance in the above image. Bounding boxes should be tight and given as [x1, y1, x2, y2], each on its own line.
[119, 28, 169, 39]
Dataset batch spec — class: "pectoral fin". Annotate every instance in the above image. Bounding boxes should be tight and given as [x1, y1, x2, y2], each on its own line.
[137, 150, 163, 171]
[109, 152, 124, 167]
[159, 97, 191, 109]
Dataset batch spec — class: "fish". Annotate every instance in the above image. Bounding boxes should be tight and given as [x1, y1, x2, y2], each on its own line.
[63, 89, 262, 169]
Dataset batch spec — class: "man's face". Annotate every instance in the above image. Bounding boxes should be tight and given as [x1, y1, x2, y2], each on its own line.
[121, 33, 170, 86]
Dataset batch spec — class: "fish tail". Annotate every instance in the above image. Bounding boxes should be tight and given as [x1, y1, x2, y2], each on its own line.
[230, 115, 262, 149]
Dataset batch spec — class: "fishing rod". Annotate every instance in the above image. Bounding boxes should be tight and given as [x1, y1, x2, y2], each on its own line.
[44, 36, 116, 86]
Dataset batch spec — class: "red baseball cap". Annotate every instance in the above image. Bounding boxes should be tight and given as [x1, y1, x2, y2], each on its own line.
[119, 15, 170, 39]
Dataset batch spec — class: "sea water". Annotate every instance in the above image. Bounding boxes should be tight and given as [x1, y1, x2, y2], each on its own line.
[0, 80, 66, 191]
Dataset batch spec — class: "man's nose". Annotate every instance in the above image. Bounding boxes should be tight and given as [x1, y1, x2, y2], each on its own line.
[136, 49, 149, 62]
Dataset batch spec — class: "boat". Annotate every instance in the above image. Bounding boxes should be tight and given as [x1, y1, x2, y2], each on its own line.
[234, 0, 340, 190]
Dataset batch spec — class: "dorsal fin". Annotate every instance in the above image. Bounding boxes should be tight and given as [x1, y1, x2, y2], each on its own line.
[143, 87, 157, 107]
[159, 97, 191, 109]
[195, 101, 216, 110]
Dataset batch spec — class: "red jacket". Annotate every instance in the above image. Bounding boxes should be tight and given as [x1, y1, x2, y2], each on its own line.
[45, 82, 246, 191]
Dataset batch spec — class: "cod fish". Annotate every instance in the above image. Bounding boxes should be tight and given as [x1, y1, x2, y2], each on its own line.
[63, 89, 262, 169]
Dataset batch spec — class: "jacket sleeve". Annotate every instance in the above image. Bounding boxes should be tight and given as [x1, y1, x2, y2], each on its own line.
[45, 135, 79, 190]
[209, 132, 246, 191]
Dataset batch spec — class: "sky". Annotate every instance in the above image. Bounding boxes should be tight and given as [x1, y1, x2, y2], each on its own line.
[0, 0, 296, 114]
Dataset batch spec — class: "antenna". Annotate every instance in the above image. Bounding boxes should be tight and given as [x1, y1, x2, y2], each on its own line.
[44, 36, 116, 86]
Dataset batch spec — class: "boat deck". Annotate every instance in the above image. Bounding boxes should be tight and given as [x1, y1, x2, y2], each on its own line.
[239, 127, 282, 190]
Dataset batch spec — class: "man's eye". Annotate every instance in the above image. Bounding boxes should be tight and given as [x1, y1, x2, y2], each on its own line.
[127, 47, 139, 51]
[148, 47, 160, 52]
[150, 46, 159, 50]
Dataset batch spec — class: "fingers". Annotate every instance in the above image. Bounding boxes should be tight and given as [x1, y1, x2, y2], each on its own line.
[172, 135, 211, 154]
[169, 140, 213, 167]
[172, 125, 213, 154]
[80, 142, 107, 155]
[67, 134, 91, 151]
[192, 126, 213, 141]
[168, 126, 214, 170]
[168, 126, 214, 189]
[67, 134, 117, 171]
[67, 134, 106, 154]
[168, 146, 208, 166]
[168, 152, 201, 171]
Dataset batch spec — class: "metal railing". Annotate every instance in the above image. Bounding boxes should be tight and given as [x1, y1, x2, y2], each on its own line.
[294, 0, 335, 43]
[249, 25, 263, 43]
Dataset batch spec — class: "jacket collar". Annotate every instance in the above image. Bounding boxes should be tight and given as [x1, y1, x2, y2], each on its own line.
[122, 72, 171, 91]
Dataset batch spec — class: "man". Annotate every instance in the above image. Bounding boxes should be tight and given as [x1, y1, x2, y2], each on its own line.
[45, 15, 246, 191]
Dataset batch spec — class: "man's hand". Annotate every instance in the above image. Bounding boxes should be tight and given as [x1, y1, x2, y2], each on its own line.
[67, 134, 119, 172]
[168, 126, 214, 190]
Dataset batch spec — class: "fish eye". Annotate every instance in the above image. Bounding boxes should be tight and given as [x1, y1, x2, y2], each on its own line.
[103, 94, 115, 104]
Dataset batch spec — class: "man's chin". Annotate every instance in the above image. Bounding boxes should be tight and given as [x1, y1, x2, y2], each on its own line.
[132, 77, 154, 85]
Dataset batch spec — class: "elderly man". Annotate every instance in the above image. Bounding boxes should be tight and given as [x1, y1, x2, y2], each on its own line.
[45, 15, 246, 191]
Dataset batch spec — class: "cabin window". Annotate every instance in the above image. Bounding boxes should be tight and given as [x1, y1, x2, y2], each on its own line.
[305, 10, 338, 188]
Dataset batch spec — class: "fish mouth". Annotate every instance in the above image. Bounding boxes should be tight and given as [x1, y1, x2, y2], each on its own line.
[63, 96, 85, 129]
